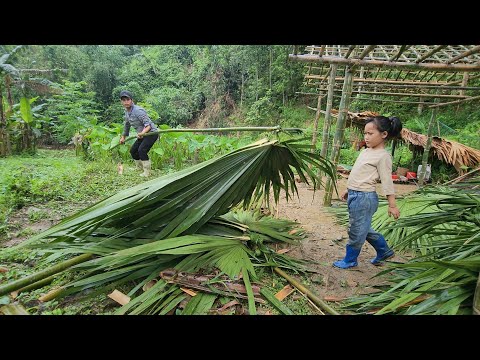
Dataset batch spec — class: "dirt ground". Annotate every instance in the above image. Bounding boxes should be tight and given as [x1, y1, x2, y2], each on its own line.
[273, 178, 418, 305]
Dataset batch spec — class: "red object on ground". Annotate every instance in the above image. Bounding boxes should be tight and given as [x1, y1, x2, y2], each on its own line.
[392, 174, 399, 180]
[406, 172, 416, 179]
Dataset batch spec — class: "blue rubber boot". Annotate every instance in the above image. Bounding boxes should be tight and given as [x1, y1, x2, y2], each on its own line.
[368, 235, 395, 265]
[333, 245, 361, 269]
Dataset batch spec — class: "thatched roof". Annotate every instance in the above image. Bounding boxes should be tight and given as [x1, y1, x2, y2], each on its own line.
[325, 109, 480, 174]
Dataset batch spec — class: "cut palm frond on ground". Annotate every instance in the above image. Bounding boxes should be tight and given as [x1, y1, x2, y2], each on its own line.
[15, 137, 335, 249]
[2, 137, 335, 315]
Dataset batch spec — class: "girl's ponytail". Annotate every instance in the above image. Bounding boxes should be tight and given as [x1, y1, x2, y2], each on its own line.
[388, 116, 403, 138]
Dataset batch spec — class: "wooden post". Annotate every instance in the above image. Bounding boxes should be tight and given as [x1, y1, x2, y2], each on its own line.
[318, 64, 337, 186]
[323, 65, 354, 206]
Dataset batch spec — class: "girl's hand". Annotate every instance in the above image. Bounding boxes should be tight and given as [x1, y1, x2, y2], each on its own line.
[341, 191, 348, 201]
[388, 206, 400, 220]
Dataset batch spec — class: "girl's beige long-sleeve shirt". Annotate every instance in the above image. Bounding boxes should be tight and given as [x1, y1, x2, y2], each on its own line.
[347, 148, 395, 195]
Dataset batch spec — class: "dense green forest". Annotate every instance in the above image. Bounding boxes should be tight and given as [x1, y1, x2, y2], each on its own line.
[1, 45, 478, 145]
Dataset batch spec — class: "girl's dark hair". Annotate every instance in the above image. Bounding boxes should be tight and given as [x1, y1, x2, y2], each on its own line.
[365, 116, 402, 139]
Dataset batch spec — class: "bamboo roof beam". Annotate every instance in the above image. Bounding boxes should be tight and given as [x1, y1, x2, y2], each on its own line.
[446, 73, 480, 85]
[343, 96, 434, 105]
[418, 71, 431, 82]
[299, 92, 436, 105]
[357, 45, 376, 60]
[426, 71, 439, 82]
[389, 45, 410, 61]
[410, 47, 422, 61]
[415, 45, 448, 63]
[315, 88, 468, 99]
[349, 82, 480, 91]
[446, 45, 480, 64]
[345, 45, 356, 59]
[305, 76, 451, 86]
[288, 54, 480, 72]
[428, 94, 480, 108]
[401, 70, 412, 81]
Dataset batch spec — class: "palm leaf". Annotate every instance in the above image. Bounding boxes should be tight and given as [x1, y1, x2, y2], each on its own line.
[16, 138, 334, 249]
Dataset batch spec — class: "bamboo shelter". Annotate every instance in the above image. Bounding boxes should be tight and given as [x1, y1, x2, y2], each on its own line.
[289, 45, 480, 205]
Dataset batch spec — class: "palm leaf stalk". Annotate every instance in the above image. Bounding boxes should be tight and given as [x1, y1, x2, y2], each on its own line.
[3, 138, 335, 314]
[109, 126, 304, 151]
[339, 176, 480, 315]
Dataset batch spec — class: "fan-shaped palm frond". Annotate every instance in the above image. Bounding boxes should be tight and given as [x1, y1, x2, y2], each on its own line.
[2, 138, 332, 314]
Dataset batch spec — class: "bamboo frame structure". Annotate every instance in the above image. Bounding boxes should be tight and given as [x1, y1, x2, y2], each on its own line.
[291, 45, 480, 107]
[289, 45, 480, 198]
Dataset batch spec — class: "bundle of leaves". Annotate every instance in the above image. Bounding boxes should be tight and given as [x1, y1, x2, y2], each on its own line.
[2, 137, 336, 314]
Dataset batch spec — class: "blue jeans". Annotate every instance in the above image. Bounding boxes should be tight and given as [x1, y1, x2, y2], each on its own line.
[347, 189, 383, 250]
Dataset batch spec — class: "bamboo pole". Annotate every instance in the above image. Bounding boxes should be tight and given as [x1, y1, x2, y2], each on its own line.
[429, 94, 480, 109]
[415, 45, 448, 63]
[312, 88, 467, 99]
[446, 45, 480, 64]
[389, 45, 410, 61]
[110, 126, 303, 150]
[318, 64, 337, 186]
[418, 94, 439, 185]
[273, 267, 339, 315]
[289, 54, 480, 72]
[311, 94, 323, 149]
[305, 75, 452, 86]
[0, 253, 93, 296]
[15, 274, 56, 295]
[323, 66, 354, 206]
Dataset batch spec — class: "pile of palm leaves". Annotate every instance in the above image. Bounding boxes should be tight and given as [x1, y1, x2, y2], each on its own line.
[330, 175, 480, 314]
[1, 137, 336, 315]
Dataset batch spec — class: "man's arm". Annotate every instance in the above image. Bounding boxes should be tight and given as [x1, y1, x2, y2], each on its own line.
[137, 125, 151, 138]
[120, 121, 131, 144]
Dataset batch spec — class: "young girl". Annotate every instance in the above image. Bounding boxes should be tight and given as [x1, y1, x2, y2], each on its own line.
[333, 116, 402, 269]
